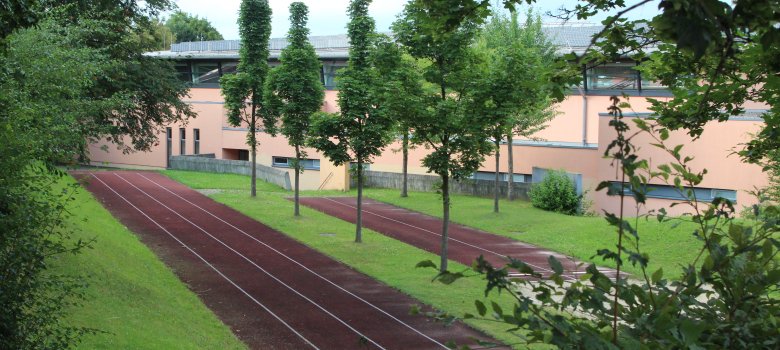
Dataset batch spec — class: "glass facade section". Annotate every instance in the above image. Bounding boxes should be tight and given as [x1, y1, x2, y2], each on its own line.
[322, 63, 347, 90]
[192, 63, 219, 84]
[175, 62, 191, 83]
[221, 61, 238, 75]
[608, 182, 737, 203]
[586, 63, 638, 90]
[273, 157, 320, 170]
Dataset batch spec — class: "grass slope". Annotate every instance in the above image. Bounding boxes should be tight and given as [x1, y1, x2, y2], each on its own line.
[51, 176, 246, 349]
[162, 170, 537, 349]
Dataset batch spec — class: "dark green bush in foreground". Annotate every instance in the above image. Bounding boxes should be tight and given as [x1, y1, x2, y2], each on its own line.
[529, 170, 579, 215]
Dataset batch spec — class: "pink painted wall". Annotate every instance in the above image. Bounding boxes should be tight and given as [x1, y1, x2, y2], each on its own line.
[594, 115, 767, 216]
[88, 86, 768, 216]
[532, 94, 670, 144]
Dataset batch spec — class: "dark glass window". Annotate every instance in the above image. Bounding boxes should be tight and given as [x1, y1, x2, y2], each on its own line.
[322, 63, 347, 90]
[174, 62, 191, 83]
[193, 128, 200, 154]
[179, 128, 186, 155]
[608, 182, 737, 203]
[473, 171, 530, 182]
[192, 63, 219, 84]
[238, 150, 249, 161]
[274, 157, 320, 170]
[586, 63, 638, 90]
[221, 61, 238, 75]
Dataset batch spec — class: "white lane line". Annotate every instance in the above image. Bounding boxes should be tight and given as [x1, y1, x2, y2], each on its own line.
[321, 197, 579, 281]
[137, 173, 450, 349]
[111, 173, 386, 350]
[89, 174, 319, 350]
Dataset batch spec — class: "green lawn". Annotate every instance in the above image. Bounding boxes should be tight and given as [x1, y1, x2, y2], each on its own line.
[162, 170, 540, 349]
[157, 170, 703, 348]
[364, 190, 700, 278]
[51, 176, 246, 349]
[165, 169, 700, 278]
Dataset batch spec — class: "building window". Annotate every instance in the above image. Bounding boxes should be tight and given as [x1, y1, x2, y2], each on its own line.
[191, 62, 220, 84]
[221, 61, 238, 75]
[274, 156, 320, 170]
[322, 62, 347, 90]
[174, 62, 191, 83]
[193, 128, 200, 154]
[238, 150, 249, 161]
[608, 182, 737, 203]
[166, 127, 172, 168]
[586, 63, 638, 90]
[179, 128, 186, 155]
[472, 171, 530, 183]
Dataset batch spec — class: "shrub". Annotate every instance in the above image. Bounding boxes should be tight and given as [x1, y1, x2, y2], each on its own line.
[529, 170, 579, 215]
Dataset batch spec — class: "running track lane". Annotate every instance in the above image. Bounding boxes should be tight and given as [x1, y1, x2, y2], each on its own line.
[73, 171, 503, 350]
[298, 197, 620, 281]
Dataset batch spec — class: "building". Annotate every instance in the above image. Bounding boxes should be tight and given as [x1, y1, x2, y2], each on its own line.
[88, 25, 768, 215]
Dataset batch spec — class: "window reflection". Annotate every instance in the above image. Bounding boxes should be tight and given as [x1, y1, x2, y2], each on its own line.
[192, 63, 219, 84]
[586, 63, 638, 90]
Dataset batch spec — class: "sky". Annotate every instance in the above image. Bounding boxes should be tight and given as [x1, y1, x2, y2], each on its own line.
[171, 0, 660, 40]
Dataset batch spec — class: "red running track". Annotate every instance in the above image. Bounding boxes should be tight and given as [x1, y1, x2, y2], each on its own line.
[298, 197, 619, 281]
[73, 171, 504, 350]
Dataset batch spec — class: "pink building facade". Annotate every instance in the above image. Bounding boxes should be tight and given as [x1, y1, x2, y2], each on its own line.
[88, 29, 769, 216]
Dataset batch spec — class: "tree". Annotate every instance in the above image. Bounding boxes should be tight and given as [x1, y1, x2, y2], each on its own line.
[393, 0, 497, 272]
[473, 8, 560, 212]
[148, 17, 176, 50]
[1, 0, 192, 347]
[371, 36, 425, 198]
[413, 1, 780, 347]
[264, 2, 324, 216]
[220, 0, 271, 198]
[309, 0, 395, 243]
[0, 20, 103, 348]
[165, 11, 223, 43]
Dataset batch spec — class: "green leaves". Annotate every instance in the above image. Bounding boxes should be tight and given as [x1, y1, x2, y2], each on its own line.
[474, 300, 487, 316]
[164, 11, 223, 43]
[548, 255, 564, 275]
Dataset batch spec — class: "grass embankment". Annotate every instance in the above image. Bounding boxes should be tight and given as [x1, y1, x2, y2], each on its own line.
[51, 176, 246, 349]
[162, 170, 538, 348]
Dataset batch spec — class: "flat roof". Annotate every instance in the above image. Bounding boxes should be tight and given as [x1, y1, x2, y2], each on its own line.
[146, 24, 616, 60]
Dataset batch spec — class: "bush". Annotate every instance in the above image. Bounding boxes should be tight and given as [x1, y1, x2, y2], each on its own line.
[529, 170, 579, 215]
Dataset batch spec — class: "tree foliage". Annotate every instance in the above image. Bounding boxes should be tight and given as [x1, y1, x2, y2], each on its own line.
[264, 2, 324, 216]
[310, 0, 395, 243]
[410, 2, 780, 348]
[393, 0, 498, 272]
[473, 7, 564, 211]
[165, 11, 223, 43]
[220, 0, 272, 197]
[424, 98, 780, 349]
[371, 35, 425, 198]
[529, 170, 580, 215]
[1, 0, 191, 347]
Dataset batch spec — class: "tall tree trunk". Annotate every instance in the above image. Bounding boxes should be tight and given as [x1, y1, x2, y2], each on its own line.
[355, 160, 363, 243]
[294, 145, 301, 216]
[506, 131, 514, 201]
[440, 173, 450, 273]
[250, 106, 257, 197]
[401, 132, 409, 198]
[494, 137, 501, 213]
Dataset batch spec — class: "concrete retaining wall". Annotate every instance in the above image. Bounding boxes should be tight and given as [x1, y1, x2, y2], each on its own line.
[169, 155, 291, 190]
[357, 170, 531, 200]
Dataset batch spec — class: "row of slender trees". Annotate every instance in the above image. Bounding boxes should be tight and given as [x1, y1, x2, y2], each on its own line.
[224, 0, 566, 272]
